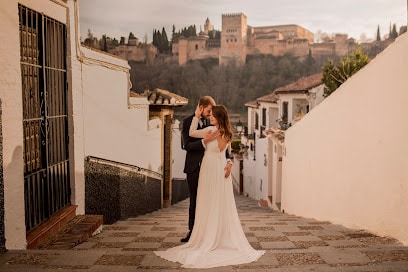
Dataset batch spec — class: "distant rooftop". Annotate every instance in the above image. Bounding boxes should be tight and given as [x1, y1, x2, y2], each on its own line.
[141, 88, 188, 106]
[274, 73, 323, 94]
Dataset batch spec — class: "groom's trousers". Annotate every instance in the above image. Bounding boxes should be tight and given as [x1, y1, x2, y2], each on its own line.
[187, 169, 200, 231]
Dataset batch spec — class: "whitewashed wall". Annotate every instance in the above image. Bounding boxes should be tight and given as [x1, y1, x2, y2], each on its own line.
[0, 0, 163, 250]
[0, 0, 70, 250]
[243, 157, 256, 198]
[172, 120, 186, 179]
[255, 137, 269, 201]
[242, 136, 269, 200]
[270, 137, 283, 209]
[309, 85, 325, 108]
[258, 102, 279, 128]
[247, 107, 257, 133]
[282, 33, 408, 245]
[80, 47, 161, 172]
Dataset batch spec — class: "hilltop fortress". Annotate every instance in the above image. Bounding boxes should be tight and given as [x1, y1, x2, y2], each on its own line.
[171, 12, 396, 65]
[110, 12, 399, 65]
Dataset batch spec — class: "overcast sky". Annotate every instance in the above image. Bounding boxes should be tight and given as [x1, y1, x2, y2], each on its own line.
[78, 0, 407, 42]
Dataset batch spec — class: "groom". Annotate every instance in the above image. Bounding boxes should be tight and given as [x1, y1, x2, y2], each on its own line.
[181, 96, 232, 242]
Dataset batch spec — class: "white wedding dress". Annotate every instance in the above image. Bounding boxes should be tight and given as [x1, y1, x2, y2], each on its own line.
[155, 117, 265, 268]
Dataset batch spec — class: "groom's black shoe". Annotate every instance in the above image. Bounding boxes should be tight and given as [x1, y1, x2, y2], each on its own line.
[180, 231, 191, 242]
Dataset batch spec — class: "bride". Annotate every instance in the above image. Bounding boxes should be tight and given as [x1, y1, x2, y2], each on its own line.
[155, 105, 265, 269]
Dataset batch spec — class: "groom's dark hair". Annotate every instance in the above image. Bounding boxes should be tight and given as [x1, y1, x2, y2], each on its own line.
[198, 96, 216, 108]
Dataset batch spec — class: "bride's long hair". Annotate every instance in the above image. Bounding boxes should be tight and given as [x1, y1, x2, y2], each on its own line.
[212, 105, 233, 141]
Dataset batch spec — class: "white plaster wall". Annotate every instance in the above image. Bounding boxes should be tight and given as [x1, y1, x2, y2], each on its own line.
[242, 136, 268, 200]
[270, 138, 283, 207]
[0, 0, 163, 250]
[243, 157, 256, 198]
[0, 0, 70, 250]
[282, 33, 408, 245]
[172, 119, 186, 179]
[255, 137, 269, 200]
[230, 155, 241, 193]
[67, 0, 86, 216]
[1, 0, 27, 251]
[278, 93, 308, 123]
[309, 85, 325, 108]
[258, 102, 279, 128]
[247, 107, 257, 134]
[268, 107, 279, 128]
[80, 47, 161, 173]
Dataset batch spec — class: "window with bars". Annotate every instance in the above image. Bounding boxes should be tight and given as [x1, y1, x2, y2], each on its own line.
[19, 4, 70, 232]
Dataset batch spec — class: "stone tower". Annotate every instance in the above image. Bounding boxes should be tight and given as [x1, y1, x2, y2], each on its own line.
[219, 13, 247, 65]
[204, 17, 213, 35]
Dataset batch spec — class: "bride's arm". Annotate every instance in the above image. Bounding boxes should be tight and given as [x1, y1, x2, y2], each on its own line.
[189, 116, 210, 138]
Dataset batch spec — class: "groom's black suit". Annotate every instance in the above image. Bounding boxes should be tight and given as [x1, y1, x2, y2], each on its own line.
[182, 114, 208, 232]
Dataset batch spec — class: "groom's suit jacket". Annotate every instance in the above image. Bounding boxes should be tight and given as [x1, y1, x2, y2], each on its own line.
[182, 113, 231, 174]
[182, 114, 207, 174]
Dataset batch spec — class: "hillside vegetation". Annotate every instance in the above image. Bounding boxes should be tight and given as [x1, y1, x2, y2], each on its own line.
[129, 53, 336, 114]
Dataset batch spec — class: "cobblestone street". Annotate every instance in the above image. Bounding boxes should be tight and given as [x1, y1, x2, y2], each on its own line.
[1, 194, 408, 271]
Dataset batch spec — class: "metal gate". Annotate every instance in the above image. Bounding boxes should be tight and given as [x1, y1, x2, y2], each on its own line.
[19, 5, 70, 232]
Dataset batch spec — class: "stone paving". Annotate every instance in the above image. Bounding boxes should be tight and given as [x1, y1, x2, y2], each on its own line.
[1, 194, 408, 271]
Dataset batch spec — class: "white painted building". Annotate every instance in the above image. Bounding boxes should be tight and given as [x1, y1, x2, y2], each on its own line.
[274, 73, 324, 128]
[242, 33, 408, 245]
[242, 73, 324, 202]
[282, 33, 408, 245]
[0, 0, 186, 250]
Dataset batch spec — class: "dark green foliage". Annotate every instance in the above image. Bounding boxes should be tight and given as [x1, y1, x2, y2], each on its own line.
[100, 35, 108, 52]
[322, 47, 370, 97]
[152, 28, 170, 53]
[208, 30, 221, 39]
[390, 24, 398, 39]
[231, 139, 241, 153]
[376, 25, 381, 41]
[171, 25, 198, 42]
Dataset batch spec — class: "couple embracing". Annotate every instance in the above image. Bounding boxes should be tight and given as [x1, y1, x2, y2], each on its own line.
[155, 96, 264, 269]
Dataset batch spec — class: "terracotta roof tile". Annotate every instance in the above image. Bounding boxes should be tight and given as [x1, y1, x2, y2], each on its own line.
[244, 100, 259, 108]
[144, 88, 188, 106]
[274, 73, 323, 94]
[257, 93, 279, 103]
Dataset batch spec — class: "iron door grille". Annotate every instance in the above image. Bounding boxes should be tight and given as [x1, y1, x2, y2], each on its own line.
[19, 5, 71, 232]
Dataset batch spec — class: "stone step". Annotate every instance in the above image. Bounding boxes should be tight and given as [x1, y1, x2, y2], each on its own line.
[26, 205, 77, 249]
[38, 215, 103, 250]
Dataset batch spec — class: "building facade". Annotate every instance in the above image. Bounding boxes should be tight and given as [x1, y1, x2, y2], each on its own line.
[0, 0, 187, 251]
[172, 13, 400, 65]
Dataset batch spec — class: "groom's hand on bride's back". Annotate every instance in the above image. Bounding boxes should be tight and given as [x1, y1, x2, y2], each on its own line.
[224, 162, 232, 178]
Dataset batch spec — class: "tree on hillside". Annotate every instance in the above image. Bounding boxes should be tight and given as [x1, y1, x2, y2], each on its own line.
[390, 23, 398, 39]
[322, 47, 370, 97]
[161, 27, 170, 52]
[152, 28, 170, 53]
[83, 29, 97, 48]
[171, 25, 176, 41]
[129, 53, 323, 113]
[376, 25, 381, 41]
[100, 34, 108, 52]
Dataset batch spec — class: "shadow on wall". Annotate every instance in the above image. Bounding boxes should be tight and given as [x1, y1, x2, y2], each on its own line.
[85, 160, 162, 224]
